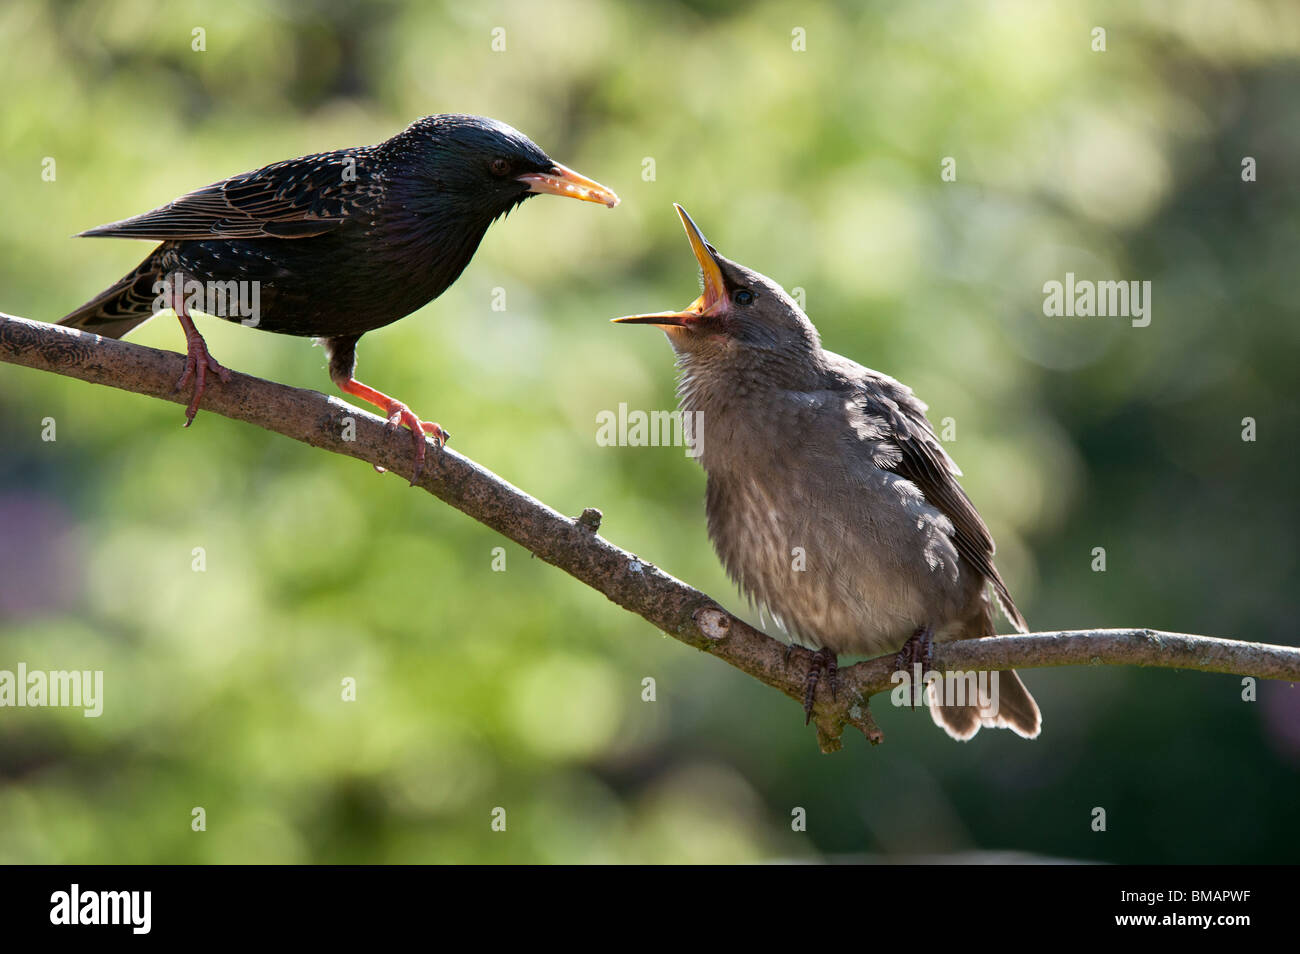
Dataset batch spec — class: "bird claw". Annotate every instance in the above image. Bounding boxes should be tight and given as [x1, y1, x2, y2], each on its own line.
[802, 647, 839, 724]
[894, 625, 934, 708]
[381, 401, 448, 484]
[175, 334, 231, 427]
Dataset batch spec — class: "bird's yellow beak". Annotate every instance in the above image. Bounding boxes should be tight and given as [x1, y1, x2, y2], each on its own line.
[612, 204, 728, 328]
[517, 163, 619, 208]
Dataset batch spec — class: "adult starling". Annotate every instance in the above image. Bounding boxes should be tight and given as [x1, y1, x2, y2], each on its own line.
[59, 114, 619, 478]
[614, 206, 1041, 740]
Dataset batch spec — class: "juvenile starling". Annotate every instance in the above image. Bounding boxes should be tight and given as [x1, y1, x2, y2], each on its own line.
[614, 205, 1041, 740]
[59, 114, 619, 478]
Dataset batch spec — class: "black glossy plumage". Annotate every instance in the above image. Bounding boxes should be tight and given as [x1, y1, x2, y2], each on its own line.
[58, 114, 615, 472]
[61, 115, 565, 341]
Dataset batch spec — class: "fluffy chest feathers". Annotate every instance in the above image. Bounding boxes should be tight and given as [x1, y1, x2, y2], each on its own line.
[678, 356, 984, 655]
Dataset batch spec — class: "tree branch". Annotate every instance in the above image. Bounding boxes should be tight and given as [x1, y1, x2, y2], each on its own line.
[3, 312, 1297, 752]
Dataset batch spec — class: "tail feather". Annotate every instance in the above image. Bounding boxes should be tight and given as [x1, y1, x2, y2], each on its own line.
[59, 252, 163, 340]
[927, 597, 1041, 741]
[928, 669, 1041, 741]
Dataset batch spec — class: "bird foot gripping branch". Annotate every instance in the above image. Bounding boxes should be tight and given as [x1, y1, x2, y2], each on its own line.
[801, 648, 839, 725]
[692, 604, 881, 751]
[172, 280, 232, 426]
[340, 380, 449, 484]
[894, 625, 935, 707]
[174, 326, 231, 427]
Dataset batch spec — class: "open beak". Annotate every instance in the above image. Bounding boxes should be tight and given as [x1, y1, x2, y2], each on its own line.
[611, 204, 728, 328]
[517, 163, 619, 208]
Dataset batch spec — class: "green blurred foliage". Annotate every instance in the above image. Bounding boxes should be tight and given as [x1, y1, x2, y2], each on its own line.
[1, 0, 1297, 863]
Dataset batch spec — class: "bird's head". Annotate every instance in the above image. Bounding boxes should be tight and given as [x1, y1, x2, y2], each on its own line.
[613, 205, 823, 382]
[397, 114, 618, 219]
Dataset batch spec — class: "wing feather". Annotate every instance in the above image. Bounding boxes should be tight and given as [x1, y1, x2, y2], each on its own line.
[78, 149, 381, 241]
[845, 362, 1028, 632]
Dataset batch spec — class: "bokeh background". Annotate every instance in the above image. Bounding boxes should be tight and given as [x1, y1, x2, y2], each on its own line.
[1, 0, 1297, 863]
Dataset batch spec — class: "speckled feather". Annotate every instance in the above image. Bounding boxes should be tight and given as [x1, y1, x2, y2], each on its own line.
[60, 115, 558, 341]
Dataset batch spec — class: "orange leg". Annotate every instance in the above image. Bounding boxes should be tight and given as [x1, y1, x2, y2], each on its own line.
[336, 376, 448, 482]
[171, 273, 231, 426]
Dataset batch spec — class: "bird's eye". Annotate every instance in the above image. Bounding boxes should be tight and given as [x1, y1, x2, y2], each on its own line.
[490, 158, 511, 177]
[732, 289, 755, 306]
